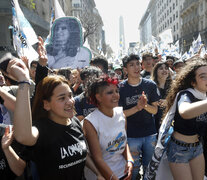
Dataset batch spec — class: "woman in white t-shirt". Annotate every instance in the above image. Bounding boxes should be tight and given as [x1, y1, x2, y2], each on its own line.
[83, 76, 133, 180]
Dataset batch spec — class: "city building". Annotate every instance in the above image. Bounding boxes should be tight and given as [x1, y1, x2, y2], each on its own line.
[71, 0, 105, 56]
[139, 0, 185, 47]
[0, 0, 52, 55]
[180, 0, 207, 52]
[139, 8, 152, 46]
[0, 0, 105, 57]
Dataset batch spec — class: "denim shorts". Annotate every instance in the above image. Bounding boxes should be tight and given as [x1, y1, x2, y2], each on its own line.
[166, 138, 203, 163]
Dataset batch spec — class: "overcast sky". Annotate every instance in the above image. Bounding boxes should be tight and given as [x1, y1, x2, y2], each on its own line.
[94, 0, 150, 55]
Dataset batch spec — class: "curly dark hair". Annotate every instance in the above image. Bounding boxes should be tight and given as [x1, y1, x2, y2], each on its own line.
[164, 57, 207, 116]
[85, 75, 119, 106]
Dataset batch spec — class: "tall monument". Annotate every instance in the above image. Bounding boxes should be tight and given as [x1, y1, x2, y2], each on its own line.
[119, 16, 126, 56]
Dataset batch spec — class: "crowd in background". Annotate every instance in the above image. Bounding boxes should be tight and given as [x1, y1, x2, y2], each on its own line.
[0, 37, 207, 180]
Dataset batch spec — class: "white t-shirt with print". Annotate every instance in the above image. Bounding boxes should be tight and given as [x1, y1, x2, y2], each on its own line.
[85, 107, 127, 178]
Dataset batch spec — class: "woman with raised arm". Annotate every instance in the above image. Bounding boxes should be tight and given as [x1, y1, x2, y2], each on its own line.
[165, 57, 207, 180]
[84, 76, 135, 180]
[7, 58, 104, 180]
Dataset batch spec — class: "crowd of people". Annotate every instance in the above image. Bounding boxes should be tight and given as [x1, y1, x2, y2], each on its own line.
[0, 36, 207, 180]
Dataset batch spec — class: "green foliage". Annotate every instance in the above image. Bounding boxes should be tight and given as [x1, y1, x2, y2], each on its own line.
[22, 0, 36, 10]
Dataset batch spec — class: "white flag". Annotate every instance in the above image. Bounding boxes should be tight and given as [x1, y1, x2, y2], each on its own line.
[159, 29, 173, 44]
[54, 0, 66, 19]
[192, 34, 202, 54]
[11, 0, 38, 63]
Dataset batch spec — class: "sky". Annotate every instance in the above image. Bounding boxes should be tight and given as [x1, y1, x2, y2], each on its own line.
[94, 0, 150, 56]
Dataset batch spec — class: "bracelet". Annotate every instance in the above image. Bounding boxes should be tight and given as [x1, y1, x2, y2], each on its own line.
[127, 159, 134, 165]
[110, 173, 114, 180]
[17, 80, 31, 85]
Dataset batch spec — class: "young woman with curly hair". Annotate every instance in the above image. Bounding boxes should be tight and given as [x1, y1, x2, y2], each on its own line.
[165, 57, 207, 180]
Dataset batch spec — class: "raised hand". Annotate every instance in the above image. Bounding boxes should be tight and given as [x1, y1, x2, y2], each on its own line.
[1, 127, 13, 150]
[37, 36, 48, 66]
[6, 58, 30, 82]
[136, 91, 147, 111]
[20, 56, 29, 69]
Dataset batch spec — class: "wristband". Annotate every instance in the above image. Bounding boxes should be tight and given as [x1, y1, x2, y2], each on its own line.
[17, 80, 31, 85]
[127, 159, 134, 165]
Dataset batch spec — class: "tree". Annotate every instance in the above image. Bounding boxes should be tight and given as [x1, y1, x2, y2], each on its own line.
[21, 0, 36, 10]
[79, 11, 102, 43]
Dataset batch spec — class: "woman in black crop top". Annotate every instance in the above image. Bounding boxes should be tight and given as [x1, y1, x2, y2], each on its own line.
[164, 57, 207, 180]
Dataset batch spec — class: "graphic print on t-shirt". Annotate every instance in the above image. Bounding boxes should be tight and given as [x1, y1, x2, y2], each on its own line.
[106, 132, 126, 154]
[59, 140, 87, 169]
[196, 112, 207, 122]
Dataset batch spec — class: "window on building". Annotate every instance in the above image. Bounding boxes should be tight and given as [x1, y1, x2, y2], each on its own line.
[165, 13, 166, 18]
[173, 3, 175, 10]
[173, 14, 175, 21]
[167, 10, 169, 16]
[165, 22, 167, 28]
[176, 0, 178, 6]
[42, 10, 45, 16]
[170, 7, 172, 13]
[174, 25, 176, 32]
[170, 17, 172, 23]
[177, 34, 179, 40]
[168, 20, 169, 26]
[176, 11, 178, 18]
[167, 0, 168, 6]
[174, 35, 176, 41]
[177, 23, 178, 30]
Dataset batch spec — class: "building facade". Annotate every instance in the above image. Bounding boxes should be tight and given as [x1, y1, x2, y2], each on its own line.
[180, 0, 207, 52]
[139, 0, 184, 46]
[139, 9, 152, 46]
[0, 0, 105, 57]
[71, 0, 105, 56]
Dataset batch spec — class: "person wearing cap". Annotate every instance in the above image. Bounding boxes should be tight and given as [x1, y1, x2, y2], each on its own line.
[119, 54, 159, 179]
[113, 64, 123, 80]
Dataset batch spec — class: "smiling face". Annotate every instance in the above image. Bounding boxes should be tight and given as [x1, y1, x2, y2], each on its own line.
[157, 64, 169, 80]
[191, 66, 207, 93]
[43, 83, 75, 124]
[125, 59, 141, 79]
[95, 84, 120, 109]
